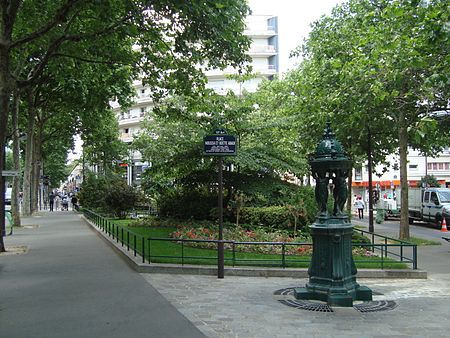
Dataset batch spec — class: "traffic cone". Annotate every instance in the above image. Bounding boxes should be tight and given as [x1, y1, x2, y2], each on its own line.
[441, 217, 448, 232]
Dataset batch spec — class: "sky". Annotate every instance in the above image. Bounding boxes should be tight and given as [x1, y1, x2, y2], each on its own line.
[248, 0, 345, 74]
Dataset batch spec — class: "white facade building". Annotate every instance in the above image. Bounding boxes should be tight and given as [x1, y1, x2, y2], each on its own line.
[352, 148, 450, 202]
[113, 15, 279, 186]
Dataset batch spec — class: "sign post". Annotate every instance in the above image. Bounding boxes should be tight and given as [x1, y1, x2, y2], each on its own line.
[203, 129, 237, 278]
[1, 170, 20, 177]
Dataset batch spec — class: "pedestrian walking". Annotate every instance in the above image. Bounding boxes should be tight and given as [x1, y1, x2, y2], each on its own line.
[49, 192, 55, 212]
[61, 196, 69, 211]
[354, 196, 365, 219]
[55, 194, 60, 211]
[71, 195, 78, 211]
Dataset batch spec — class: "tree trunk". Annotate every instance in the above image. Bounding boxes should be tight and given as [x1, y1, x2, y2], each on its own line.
[367, 127, 374, 233]
[32, 128, 42, 213]
[293, 216, 297, 239]
[398, 113, 410, 240]
[0, 43, 13, 252]
[346, 169, 353, 215]
[11, 90, 21, 227]
[0, 89, 9, 252]
[0, 1, 21, 251]
[31, 138, 42, 214]
[22, 90, 36, 216]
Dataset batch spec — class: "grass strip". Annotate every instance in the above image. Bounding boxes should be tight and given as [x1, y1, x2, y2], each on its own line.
[101, 221, 408, 269]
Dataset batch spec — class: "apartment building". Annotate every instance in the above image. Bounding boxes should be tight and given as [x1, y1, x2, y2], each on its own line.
[112, 15, 279, 186]
[352, 148, 450, 202]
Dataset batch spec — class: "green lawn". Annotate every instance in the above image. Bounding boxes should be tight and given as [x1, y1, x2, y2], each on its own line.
[103, 220, 408, 269]
[401, 236, 441, 246]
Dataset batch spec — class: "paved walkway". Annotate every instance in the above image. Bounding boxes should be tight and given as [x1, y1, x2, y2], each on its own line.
[0, 211, 204, 338]
[141, 219, 450, 337]
[2, 211, 450, 337]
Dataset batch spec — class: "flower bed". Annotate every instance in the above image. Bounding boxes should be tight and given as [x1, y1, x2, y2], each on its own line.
[170, 226, 313, 255]
[170, 225, 378, 257]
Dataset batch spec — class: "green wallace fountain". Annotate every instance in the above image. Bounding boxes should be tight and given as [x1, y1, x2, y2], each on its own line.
[294, 122, 372, 307]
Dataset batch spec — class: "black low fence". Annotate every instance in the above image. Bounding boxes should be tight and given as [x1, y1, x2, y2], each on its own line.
[83, 209, 417, 270]
[353, 228, 418, 269]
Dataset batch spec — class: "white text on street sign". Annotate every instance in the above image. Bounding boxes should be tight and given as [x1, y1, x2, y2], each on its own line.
[1, 170, 20, 177]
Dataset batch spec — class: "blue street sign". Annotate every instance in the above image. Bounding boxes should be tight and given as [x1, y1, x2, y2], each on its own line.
[204, 134, 237, 156]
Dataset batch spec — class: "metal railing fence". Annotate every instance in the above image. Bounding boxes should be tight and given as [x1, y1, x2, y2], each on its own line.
[83, 209, 417, 269]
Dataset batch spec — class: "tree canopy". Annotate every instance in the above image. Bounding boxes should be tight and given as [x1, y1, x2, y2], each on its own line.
[133, 89, 308, 208]
[287, 0, 449, 238]
[0, 0, 253, 251]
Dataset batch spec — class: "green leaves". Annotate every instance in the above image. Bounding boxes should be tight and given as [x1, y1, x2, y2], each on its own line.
[134, 88, 308, 205]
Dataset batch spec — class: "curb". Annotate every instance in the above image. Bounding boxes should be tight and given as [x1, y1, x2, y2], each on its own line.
[82, 215, 427, 279]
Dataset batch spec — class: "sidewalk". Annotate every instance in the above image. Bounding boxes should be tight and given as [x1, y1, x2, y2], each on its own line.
[139, 218, 450, 337]
[2, 211, 450, 337]
[0, 211, 204, 338]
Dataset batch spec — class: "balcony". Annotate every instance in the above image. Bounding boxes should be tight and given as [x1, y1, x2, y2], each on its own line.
[248, 45, 277, 56]
[205, 65, 277, 78]
[244, 25, 277, 38]
[120, 133, 134, 143]
[118, 115, 143, 127]
[252, 64, 278, 75]
[135, 94, 152, 104]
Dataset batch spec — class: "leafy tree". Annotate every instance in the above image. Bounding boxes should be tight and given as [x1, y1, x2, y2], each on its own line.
[81, 111, 127, 175]
[229, 192, 249, 228]
[1, 0, 252, 251]
[134, 90, 308, 214]
[77, 173, 109, 211]
[104, 179, 138, 219]
[289, 0, 449, 239]
[418, 175, 440, 188]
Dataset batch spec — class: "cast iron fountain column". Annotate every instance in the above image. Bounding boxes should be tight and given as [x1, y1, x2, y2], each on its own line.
[294, 122, 372, 307]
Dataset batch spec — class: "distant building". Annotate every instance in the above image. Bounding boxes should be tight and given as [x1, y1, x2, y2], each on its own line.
[65, 163, 83, 193]
[111, 15, 279, 186]
[352, 148, 450, 202]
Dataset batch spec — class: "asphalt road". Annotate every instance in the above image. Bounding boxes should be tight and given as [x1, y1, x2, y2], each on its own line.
[352, 216, 450, 275]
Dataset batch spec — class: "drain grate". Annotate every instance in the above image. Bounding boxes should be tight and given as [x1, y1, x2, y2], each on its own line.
[279, 299, 334, 312]
[354, 300, 397, 313]
[274, 287, 297, 296]
[274, 288, 397, 313]
[275, 288, 333, 312]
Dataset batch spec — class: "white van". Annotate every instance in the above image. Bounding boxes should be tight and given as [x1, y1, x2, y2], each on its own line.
[5, 187, 12, 205]
[408, 187, 450, 226]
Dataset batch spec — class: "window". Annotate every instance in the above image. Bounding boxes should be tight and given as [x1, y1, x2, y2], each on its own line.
[355, 167, 362, 180]
[141, 107, 145, 113]
[439, 191, 450, 203]
[124, 128, 129, 134]
[409, 164, 418, 170]
[424, 191, 430, 203]
[430, 192, 438, 204]
[428, 162, 450, 171]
